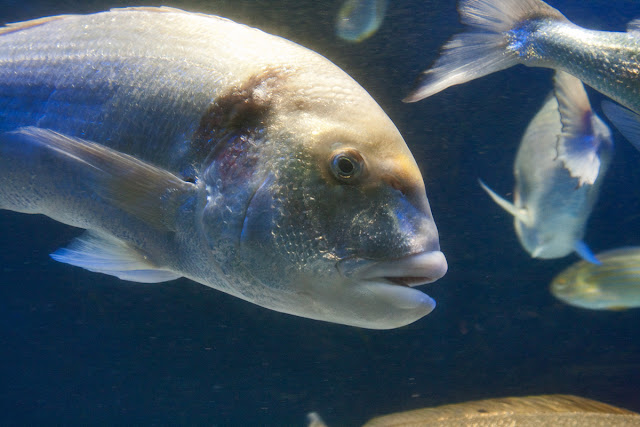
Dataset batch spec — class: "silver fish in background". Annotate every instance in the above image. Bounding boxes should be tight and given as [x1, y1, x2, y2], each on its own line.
[480, 72, 612, 261]
[335, 0, 388, 43]
[308, 395, 640, 426]
[0, 7, 447, 329]
[551, 247, 640, 310]
[404, 0, 640, 116]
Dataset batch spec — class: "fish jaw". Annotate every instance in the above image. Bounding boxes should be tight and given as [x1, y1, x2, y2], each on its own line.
[322, 250, 447, 329]
[337, 250, 448, 286]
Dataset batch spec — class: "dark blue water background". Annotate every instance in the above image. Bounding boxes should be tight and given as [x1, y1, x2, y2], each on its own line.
[1, 0, 640, 425]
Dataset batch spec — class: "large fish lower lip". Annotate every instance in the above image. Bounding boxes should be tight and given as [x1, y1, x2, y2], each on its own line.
[337, 250, 448, 287]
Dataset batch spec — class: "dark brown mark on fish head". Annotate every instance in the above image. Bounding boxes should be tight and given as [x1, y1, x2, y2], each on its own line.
[193, 66, 294, 158]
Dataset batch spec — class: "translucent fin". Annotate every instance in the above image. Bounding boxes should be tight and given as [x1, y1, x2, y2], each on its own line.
[478, 179, 530, 225]
[51, 231, 181, 283]
[574, 240, 601, 265]
[627, 19, 640, 35]
[7, 127, 197, 230]
[553, 71, 602, 186]
[306, 412, 329, 427]
[602, 101, 640, 152]
[404, 0, 567, 102]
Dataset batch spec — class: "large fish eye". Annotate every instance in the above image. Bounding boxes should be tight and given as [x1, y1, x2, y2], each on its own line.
[330, 148, 364, 182]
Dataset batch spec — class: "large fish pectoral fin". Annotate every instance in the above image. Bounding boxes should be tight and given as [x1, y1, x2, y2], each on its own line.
[574, 240, 601, 265]
[602, 101, 640, 153]
[553, 71, 606, 186]
[2, 126, 198, 231]
[51, 230, 181, 283]
[478, 179, 530, 225]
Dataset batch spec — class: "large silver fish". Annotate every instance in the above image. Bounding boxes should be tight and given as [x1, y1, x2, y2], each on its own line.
[480, 72, 612, 261]
[0, 7, 447, 329]
[404, 0, 640, 116]
[308, 395, 640, 426]
[551, 246, 640, 310]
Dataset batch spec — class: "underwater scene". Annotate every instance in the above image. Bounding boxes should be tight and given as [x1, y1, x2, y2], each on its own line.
[1, 0, 640, 425]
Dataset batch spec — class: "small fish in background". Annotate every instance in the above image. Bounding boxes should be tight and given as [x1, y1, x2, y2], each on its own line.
[602, 101, 640, 153]
[479, 72, 613, 262]
[335, 0, 388, 43]
[404, 0, 640, 116]
[551, 247, 640, 311]
[0, 7, 447, 330]
[307, 395, 640, 426]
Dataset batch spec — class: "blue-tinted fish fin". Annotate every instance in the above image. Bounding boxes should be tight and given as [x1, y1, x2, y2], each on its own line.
[602, 101, 640, 153]
[553, 71, 603, 187]
[51, 231, 181, 283]
[404, 0, 567, 102]
[5, 127, 198, 230]
[627, 19, 640, 35]
[478, 179, 530, 225]
[574, 240, 601, 265]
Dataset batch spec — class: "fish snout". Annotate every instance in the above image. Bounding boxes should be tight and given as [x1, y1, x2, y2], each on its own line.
[338, 250, 448, 287]
[382, 173, 431, 217]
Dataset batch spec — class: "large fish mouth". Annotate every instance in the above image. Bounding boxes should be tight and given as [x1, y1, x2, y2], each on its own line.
[336, 250, 448, 287]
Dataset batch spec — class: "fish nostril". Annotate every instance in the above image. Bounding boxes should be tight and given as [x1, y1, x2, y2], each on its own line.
[383, 174, 405, 195]
[383, 174, 431, 217]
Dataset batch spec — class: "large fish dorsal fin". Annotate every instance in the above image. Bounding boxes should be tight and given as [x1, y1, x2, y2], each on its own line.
[0, 15, 73, 36]
[553, 71, 605, 187]
[478, 179, 530, 225]
[362, 395, 639, 425]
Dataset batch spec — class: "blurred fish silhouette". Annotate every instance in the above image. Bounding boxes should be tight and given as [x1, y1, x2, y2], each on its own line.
[551, 246, 640, 311]
[335, 0, 388, 42]
[405, 0, 640, 117]
[0, 7, 447, 329]
[480, 72, 612, 262]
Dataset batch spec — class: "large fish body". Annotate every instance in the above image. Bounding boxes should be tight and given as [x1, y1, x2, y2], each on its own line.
[405, 0, 640, 116]
[480, 72, 612, 260]
[551, 247, 640, 310]
[0, 8, 447, 329]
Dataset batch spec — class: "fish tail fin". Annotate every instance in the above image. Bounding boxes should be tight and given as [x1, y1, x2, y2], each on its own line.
[602, 101, 640, 153]
[404, 0, 567, 102]
[553, 71, 613, 186]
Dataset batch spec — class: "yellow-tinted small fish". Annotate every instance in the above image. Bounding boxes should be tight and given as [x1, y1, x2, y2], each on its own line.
[551, 247, 640, 310]
[309, 395, 640, 426]
[335, 0, 388, 43]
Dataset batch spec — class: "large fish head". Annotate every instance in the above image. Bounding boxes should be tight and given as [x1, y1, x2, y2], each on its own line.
[207, 67, 446, 329]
